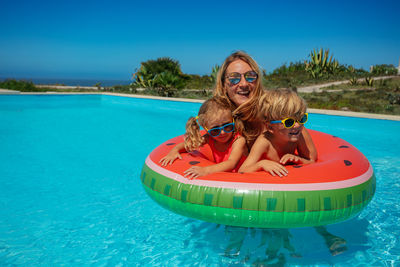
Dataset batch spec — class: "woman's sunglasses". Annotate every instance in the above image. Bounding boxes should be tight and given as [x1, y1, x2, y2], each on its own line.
[226, 71, 258, 85]
[205, 121, 235, 137]
[270, 113, 308, 129]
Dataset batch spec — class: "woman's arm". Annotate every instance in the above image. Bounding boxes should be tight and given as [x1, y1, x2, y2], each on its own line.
[238, 136, 288, 177]
[184, 136, 246, 179]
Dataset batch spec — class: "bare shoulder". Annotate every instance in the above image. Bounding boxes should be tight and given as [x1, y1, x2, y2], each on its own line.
[254, 133, 271, 148]
[232, 135, 246, 147]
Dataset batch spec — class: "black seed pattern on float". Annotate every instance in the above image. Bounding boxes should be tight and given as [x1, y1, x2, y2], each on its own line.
[344, 160, 352, 166]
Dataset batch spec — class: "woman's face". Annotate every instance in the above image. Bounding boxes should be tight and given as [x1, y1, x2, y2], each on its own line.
[224, 59, 257, 107]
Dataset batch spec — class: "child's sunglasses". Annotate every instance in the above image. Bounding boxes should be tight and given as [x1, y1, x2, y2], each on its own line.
[205, 121, 235, 137]
[270, 113, 308, 129]
[226, 71, 258, 85]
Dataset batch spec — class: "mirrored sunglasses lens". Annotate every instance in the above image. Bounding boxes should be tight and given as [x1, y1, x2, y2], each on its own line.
[228, 78, 240, 85]
[244, 71, 257, 83]
[245, 77, 256, 83]
[284, 119, 295, 128]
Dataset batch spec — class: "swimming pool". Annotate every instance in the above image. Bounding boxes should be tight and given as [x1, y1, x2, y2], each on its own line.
[0, 94, 399, 266]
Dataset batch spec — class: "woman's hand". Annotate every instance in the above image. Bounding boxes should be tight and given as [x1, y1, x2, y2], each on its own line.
[184, 166, 209, 179]
[159, 151, 182, 166]
[280, 154, 302, 165]
[260, 160, 288, 177]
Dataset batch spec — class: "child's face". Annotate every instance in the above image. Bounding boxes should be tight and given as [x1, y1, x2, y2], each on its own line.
[267, 119, 304, 143]
[205, 110, 234, 143]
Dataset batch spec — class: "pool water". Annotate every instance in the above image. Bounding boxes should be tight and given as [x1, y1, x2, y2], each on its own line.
[0, 95, 399, 266]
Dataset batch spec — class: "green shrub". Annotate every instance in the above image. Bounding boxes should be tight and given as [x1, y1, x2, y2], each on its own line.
[210, 64, 220, 86]
[153, 71, 185, 97]
[349, 77, 358, 85]
[0, 79, 37, 91]
[305, 48, 339, 79]
[365, 77, 374, 87]
[371, 64, 398, 76]
[132, 57, 186, 93]
[184, 74, 214, 89]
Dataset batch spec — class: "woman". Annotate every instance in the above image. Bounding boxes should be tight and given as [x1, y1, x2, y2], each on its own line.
[213, 51, 265, 148]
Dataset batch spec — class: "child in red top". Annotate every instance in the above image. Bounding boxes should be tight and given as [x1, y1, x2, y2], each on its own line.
[160, 97, 247, 179]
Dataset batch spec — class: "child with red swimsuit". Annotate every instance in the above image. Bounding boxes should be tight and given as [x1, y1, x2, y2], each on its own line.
[160, 97, 247, 179]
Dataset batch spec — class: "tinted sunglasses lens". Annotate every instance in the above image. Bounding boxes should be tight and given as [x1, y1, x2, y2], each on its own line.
[299, 114, 308, 124]
[244, 71, 258, 83]
[228, 78, 240, 85]
[227, 73, 241, 85]
[223, 124, 234, 132]
[209, 129, 221, 137]
[284, 118, 295, 128]
[245, 77, 256, 83]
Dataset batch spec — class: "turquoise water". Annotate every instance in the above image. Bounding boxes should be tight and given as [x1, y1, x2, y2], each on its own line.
[0, 95, 399, 266]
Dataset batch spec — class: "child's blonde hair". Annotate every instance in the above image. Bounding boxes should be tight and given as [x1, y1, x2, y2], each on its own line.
[259, 89, 307, 122]
[184, 97, 238, 151]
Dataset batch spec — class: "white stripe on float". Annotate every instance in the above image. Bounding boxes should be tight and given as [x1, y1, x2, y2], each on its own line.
[145, 156, 373, 191]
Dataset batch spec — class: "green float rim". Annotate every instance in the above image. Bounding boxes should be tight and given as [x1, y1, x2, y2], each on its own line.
[141, 162, 375, 228]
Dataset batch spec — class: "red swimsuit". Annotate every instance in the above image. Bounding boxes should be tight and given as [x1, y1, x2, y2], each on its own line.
[208, 132, 247, 172]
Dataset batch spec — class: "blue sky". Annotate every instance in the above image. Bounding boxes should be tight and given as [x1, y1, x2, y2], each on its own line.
[0, 0, 399, 81]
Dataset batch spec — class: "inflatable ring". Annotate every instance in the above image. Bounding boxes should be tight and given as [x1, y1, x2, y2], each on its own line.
[141, 130, 375, 228]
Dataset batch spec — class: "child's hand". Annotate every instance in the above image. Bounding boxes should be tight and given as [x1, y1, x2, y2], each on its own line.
[280, 154, 302, 165]
[184, 166, 209, 179]
[159, 151, 182, 166]
[260, 160, 288, 177]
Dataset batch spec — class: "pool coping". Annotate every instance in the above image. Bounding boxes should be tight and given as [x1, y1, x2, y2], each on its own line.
[1, 91, 399, 121]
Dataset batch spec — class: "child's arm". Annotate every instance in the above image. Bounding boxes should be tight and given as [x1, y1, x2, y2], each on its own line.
[183, 136, 246, 179]
[280, 128, 317, 165]
[300, 128, 318, 161]
[238, 136, 288, 177]
[159, 142, 186, 166]
[281, 128, 317, 165]
[280, 153, 310, 165]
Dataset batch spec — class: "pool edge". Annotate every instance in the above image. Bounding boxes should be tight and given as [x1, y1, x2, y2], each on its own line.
[1, 91, 399, 121]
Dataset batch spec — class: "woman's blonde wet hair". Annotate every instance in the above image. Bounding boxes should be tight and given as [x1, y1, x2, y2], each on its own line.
[259, 88, 307, 122]
[184, 97, 234, 152]
[213, 51, 264, 146]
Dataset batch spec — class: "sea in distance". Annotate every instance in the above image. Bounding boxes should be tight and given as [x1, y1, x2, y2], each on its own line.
[0, 77, 132, 87]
